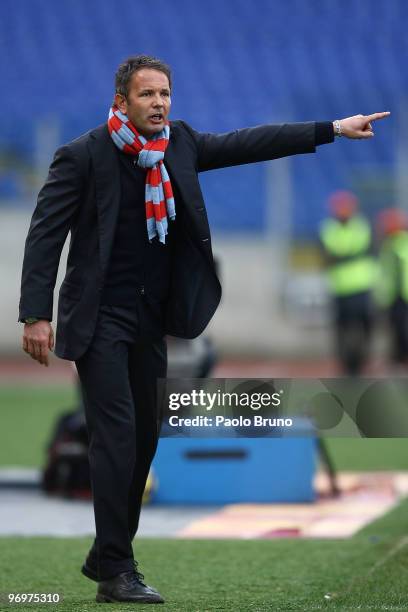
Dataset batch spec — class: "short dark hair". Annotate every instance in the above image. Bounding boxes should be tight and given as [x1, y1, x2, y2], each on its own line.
[115, 55, 172, 98]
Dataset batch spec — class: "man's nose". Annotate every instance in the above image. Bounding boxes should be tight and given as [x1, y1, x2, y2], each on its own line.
[152, 93, 164, 107]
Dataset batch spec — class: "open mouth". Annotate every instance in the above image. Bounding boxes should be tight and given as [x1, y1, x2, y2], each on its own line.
[149, 114, 163, 123]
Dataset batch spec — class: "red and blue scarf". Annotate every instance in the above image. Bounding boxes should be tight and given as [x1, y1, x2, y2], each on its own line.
[108, 105, 175, 244]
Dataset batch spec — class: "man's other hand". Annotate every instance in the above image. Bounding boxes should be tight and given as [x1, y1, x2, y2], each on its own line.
[22, 320, 54, 367]
[336, 112, 390, 139]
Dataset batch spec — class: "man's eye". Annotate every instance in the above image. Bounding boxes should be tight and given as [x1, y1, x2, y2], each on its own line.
[162, 92, 170, 97]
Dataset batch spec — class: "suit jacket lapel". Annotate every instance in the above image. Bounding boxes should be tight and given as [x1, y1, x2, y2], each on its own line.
[88, 123, 213, 276]
[88, 125, 121, 276]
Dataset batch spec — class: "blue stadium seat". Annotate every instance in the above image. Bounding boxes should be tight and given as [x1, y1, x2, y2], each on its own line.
[0, 0, 403, 235]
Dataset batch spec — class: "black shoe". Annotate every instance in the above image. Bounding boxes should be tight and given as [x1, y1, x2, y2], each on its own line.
[96, 569, 164, 604]
[81, 558, 149, 586]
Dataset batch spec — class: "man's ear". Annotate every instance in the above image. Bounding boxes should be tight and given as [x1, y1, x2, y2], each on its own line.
[114, 93, 127, 114]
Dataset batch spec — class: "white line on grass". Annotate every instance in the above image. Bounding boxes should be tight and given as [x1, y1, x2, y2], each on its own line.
[326, 535, 408, 601]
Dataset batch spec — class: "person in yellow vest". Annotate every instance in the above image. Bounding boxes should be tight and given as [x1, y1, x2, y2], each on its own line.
[376, 208, 408, 365]
[319, 191, 377, 375]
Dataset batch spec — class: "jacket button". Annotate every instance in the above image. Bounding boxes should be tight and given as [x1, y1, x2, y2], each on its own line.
[140, 286, 145, 295]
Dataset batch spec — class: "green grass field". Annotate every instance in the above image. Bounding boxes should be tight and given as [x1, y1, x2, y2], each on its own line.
[1, 385, 408, 610]
[1, 502, 408, 611]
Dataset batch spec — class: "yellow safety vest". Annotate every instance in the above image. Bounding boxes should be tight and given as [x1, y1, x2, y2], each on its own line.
[319, 216, 377, 296]
[377, 231, 408, 306]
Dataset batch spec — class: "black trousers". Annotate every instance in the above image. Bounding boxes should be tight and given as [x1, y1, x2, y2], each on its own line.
[389, 297, 408, 363]
[75, 305, 167, 580]
[333, 291, 373, 376]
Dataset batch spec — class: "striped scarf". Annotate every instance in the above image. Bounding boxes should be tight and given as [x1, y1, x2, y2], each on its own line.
[108, 105, 175, 244]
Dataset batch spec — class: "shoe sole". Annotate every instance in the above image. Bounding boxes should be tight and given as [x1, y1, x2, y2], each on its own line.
[96, 593, 164, 604]
[84, 565, 164, 604]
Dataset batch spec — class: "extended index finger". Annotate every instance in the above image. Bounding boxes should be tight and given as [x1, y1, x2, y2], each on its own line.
[366, 112, 391, 122]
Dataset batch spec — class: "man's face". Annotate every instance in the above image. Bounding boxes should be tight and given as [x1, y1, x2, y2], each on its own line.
[115, 68, 171, 138]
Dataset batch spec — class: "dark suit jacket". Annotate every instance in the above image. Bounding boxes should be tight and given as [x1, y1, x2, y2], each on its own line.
[19, 120, 331, 360]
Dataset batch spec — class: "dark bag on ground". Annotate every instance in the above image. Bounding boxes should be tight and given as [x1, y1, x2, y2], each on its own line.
[42, 408, 91, 498]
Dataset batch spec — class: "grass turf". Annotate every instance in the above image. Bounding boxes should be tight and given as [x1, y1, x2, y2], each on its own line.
[0, 386, 77, 467]
[1, 499, 408, 611]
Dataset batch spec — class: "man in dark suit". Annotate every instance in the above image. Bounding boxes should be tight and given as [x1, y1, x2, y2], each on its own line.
[19, 54, 389, 604]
